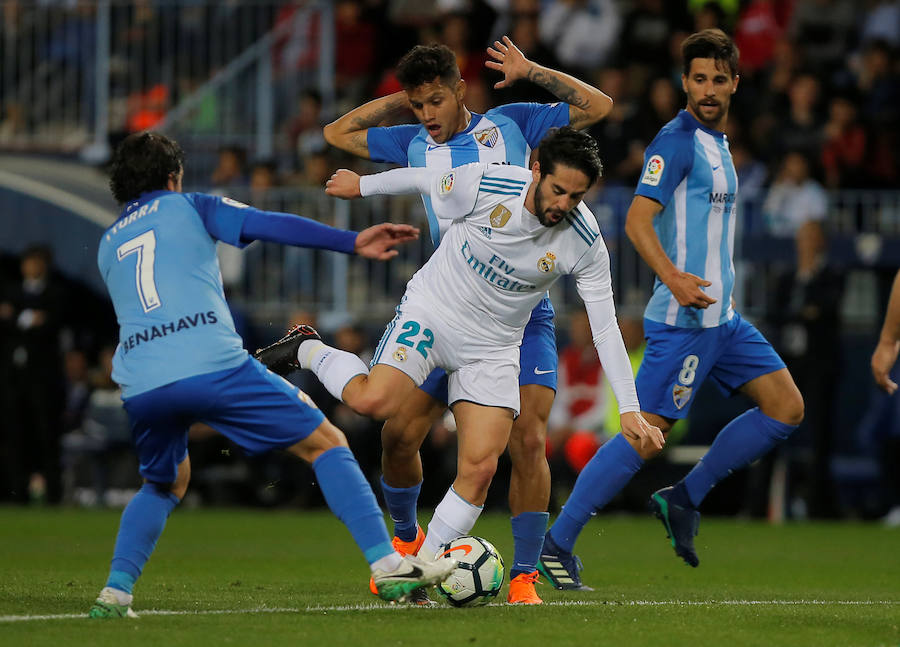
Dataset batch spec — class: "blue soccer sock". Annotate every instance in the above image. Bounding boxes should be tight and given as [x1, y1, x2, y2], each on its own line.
[510, 511, 550, 579]
[313, 446, 394, 565]
[549, 434, 644, 554]
[380, 478, 422, 543]
[682, 407, 797, 507]
[106, 483, 180, 594]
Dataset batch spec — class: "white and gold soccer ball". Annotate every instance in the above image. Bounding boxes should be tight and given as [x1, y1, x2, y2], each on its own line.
[434, 535, 504, 607]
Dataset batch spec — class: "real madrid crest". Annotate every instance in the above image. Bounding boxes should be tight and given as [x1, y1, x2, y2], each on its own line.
[393, 347, 408, 362]
[537, 251, 556, 273]
[489, 204, 512, 228]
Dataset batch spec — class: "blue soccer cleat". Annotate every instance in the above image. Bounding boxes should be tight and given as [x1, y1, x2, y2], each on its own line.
[538, 530, 593, 591]
[253, 324, 321, 376]
[649, 486, 700, 567]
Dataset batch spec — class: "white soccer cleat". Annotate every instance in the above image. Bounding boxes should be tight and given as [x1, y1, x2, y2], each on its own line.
[89, 587, 138, 619]
[371, 554, 457, 603]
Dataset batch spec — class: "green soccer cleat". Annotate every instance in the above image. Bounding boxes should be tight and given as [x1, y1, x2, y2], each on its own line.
[372, 554, 457, 603]
[649, 486, 701, 567]
[89, 587, 138, 619]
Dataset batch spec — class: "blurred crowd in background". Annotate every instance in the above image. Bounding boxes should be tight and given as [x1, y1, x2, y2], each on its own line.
[1, 0, 899, 524]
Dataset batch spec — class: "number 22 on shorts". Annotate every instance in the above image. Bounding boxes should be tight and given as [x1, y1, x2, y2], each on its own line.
[395, 320, 435, 359]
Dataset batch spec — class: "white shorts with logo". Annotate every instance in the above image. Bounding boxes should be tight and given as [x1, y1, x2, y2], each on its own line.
[371, 299, 521, 415]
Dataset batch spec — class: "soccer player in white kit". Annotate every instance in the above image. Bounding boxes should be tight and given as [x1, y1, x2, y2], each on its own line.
[255, 127, 663, 580]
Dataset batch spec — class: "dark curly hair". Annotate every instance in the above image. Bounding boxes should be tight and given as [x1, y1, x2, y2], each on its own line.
[537, 126, 603, 186]
[395, 44, 460, 89]
[682, 29, 739, 78]
[109, 131, 184, 204]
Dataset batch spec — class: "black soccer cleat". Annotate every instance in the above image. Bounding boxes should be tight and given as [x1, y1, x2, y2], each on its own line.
[537, 530, 594, 591]
[649, 486, 701, 567]
[253, 324, 321, 376]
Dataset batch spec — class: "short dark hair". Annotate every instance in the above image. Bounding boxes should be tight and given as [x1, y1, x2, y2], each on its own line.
[537, 126, 603, 186]
[395, 44, 460, 89]
[109, 131, 184, 204]
[682, 29, 739, 78]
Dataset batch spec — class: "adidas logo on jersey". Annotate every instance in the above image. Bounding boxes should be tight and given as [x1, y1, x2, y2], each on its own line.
[479, 226, 493, 239]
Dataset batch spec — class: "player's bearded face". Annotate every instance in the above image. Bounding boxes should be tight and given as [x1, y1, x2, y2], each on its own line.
[406, 78, 467, 144]
[682, 57, 738, 129]
[534, 165, 591, 227]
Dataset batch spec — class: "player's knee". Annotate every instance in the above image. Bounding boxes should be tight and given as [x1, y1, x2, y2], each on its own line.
[764, 387, 805, 427]
[381, 416, 429, 455]
[458, 458, 498, 495]
[508, 419, 548, 464]
[351, 388, 399, 420]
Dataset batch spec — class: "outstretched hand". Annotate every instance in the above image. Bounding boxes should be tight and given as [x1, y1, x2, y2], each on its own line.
[354, 223, 420, 260]
[485, 36, 533, 89]
[326, 169, 362, 200]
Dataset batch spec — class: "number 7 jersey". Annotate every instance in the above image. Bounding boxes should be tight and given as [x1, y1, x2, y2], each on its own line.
[404, 163, 614, 346]
[97, 191, 251, 398]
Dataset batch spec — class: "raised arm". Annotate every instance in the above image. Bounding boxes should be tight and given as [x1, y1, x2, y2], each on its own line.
[486, 36, 613, 130]
[625, 195, 717, 309]
[322, 92, 411, 159]
[872, 269, 900, 394]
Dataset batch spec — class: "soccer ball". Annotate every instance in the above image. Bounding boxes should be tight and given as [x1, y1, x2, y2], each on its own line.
[434, 535, 504, 607]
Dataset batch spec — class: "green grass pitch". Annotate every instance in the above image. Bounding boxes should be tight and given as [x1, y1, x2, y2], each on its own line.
[1, 507, 897, 646]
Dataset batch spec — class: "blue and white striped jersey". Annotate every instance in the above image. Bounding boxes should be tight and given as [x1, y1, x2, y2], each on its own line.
[635, 110, 739, 328]
[97, 191, 252, 397]
[368, 102, 569, 249]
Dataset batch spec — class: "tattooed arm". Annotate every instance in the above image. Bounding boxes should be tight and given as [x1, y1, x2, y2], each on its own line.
[322, 92, 412, 159]
[486, 36, 613, 130]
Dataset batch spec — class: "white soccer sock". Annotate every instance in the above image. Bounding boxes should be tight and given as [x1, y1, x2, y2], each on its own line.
[370, 552, 404, 574]
[297, 340, 369, 402]
[421, 487, 484, 560]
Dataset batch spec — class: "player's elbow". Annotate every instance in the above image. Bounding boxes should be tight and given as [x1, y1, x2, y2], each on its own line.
[322, 121, 340, 148]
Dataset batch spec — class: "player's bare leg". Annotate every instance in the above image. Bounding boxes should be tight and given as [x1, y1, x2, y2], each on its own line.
[739, 368, 804, 427]
[381, 389, 446, 488]
[507, 384, 553, 603]
[339, 364, 421, 421]
[420, 402, 514, 559]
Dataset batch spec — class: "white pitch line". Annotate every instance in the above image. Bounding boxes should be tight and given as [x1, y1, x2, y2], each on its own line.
[1, 599, 896, 623]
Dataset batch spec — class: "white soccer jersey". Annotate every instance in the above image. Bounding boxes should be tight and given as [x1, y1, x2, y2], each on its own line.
[361, 161, 639, 414]
[405, 163, 611, 345]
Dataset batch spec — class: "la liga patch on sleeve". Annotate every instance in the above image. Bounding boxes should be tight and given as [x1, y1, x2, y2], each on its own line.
[641, 155, 665, 186]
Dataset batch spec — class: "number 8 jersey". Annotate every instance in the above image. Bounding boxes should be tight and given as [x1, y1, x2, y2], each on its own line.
[97, 191, 251, 397]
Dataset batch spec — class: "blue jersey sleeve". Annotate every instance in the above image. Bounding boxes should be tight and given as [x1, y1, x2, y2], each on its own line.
[634, 130, 694, 206]
[489, 102, 569, 148]
[187, 193, 357, 254]
[367, 124, 420, 164]
[186, 193, 252, 248]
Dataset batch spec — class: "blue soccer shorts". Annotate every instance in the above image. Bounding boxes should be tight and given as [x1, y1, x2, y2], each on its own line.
[123, 357, 325, 484]
[635, 312, 786, 420]
[417, 297, 558, 405]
